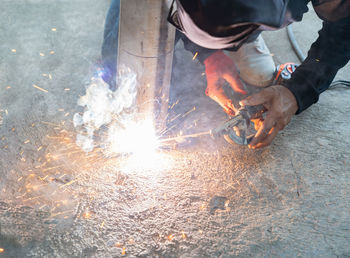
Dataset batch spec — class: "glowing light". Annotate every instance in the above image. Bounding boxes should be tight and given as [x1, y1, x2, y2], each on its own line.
[109, 119, 158, 156]
[82, 211, 91, 219]
[168, 234, 174, 241]
[0, 248, 4, 253]
[32, 84, 48, 93]
[121, 247, 126, 255]
[109, 118, 174, 173]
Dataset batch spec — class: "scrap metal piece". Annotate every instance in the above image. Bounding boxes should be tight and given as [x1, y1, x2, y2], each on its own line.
[212, 105, 264, 145]
[211, 114, 245, 138]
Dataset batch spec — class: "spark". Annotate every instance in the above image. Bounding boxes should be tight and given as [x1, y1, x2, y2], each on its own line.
[51, 28, 57, 32]
[100, 221, 105, 228]
[182, 232, 187, 239]
[42, 165, 63, 172]
[42, 121, 60, 127]
[40, 52, 45, 56]
[32, 84, 48, 93]
[0, 248, 4, 253]
[159, 130, 210, 143]
[192, 52, 198, 60]
[82, 211, 91, 219]
[11, 49, 16, 53]
[16, 193, 27, 199]
[64, 88, 70, 91]
[182, 106, 196, 118]
[50, 51, 55, 54]
[168, 113, 181, 123]
[50, 210, 73, 218]
[24, 140, 30, 144]
[23, 195, 45, 202]
[121, 247, 126, 256]
[58, 179, 77, 189]
[168, 234, 174, 241]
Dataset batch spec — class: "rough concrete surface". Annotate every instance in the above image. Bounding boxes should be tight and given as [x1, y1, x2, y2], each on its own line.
[1, 1, 350, 257]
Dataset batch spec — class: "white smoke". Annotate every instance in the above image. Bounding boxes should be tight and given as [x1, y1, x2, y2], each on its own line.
[73, 66, 138, 153]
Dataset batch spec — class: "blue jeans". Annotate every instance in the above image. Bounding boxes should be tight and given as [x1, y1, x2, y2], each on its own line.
[101, 0, 120, 91]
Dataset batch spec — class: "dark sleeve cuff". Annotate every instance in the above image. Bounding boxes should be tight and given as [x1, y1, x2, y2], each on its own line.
[282, 56, 338, 114]
[283, 73, 319, 114]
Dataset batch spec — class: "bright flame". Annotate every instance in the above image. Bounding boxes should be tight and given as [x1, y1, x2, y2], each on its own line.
[73, 66, 174, 172]
[109, 119, 158, 156]
[108, 118, 174, 173]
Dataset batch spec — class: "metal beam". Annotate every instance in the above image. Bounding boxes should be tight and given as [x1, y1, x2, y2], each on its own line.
[118, 0, 175, 129]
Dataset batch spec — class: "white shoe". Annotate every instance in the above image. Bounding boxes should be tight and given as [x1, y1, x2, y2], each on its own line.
[226, 35, 275, 87]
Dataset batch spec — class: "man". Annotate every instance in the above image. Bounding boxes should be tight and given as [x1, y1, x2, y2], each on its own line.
[102, 0, 350, 149]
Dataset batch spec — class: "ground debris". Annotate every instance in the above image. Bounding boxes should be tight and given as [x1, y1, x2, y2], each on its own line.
[209, 196, 228, 214]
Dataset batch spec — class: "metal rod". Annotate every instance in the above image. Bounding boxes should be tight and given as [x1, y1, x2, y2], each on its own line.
[159, 130, 211, 143]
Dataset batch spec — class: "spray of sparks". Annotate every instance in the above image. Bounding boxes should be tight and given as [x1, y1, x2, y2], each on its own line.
[73, 66, 180, 172]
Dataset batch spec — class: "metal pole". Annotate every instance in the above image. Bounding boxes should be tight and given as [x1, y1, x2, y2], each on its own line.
[118, 0, 175, 129]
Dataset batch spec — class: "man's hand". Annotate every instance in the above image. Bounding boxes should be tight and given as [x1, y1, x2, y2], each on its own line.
[239, 85, 298, 149]
[204, 51, 247, 116]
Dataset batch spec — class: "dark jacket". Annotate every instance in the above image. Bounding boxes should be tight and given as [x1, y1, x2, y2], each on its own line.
[177, 0, 350, 114]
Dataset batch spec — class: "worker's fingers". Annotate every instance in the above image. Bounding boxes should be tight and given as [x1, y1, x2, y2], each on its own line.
[248, 115, 275, 148]
[223, 73, 247, 95]
[250, 124, 281, 149]
[205, 81, 237, 115]
[239, 88, 273, 107]
[251, 118, 263, 131]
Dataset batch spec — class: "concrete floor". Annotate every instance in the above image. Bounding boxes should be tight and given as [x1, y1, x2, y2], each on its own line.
[1, 1, 350, 257]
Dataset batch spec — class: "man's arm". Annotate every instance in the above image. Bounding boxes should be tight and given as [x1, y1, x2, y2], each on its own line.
[284, 15, 350, 114]
[240, 5, 350, 149]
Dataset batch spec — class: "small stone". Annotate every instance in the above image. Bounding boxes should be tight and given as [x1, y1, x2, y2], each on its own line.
[209, 196, 228, 214]
[316, 138, 328, 146]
